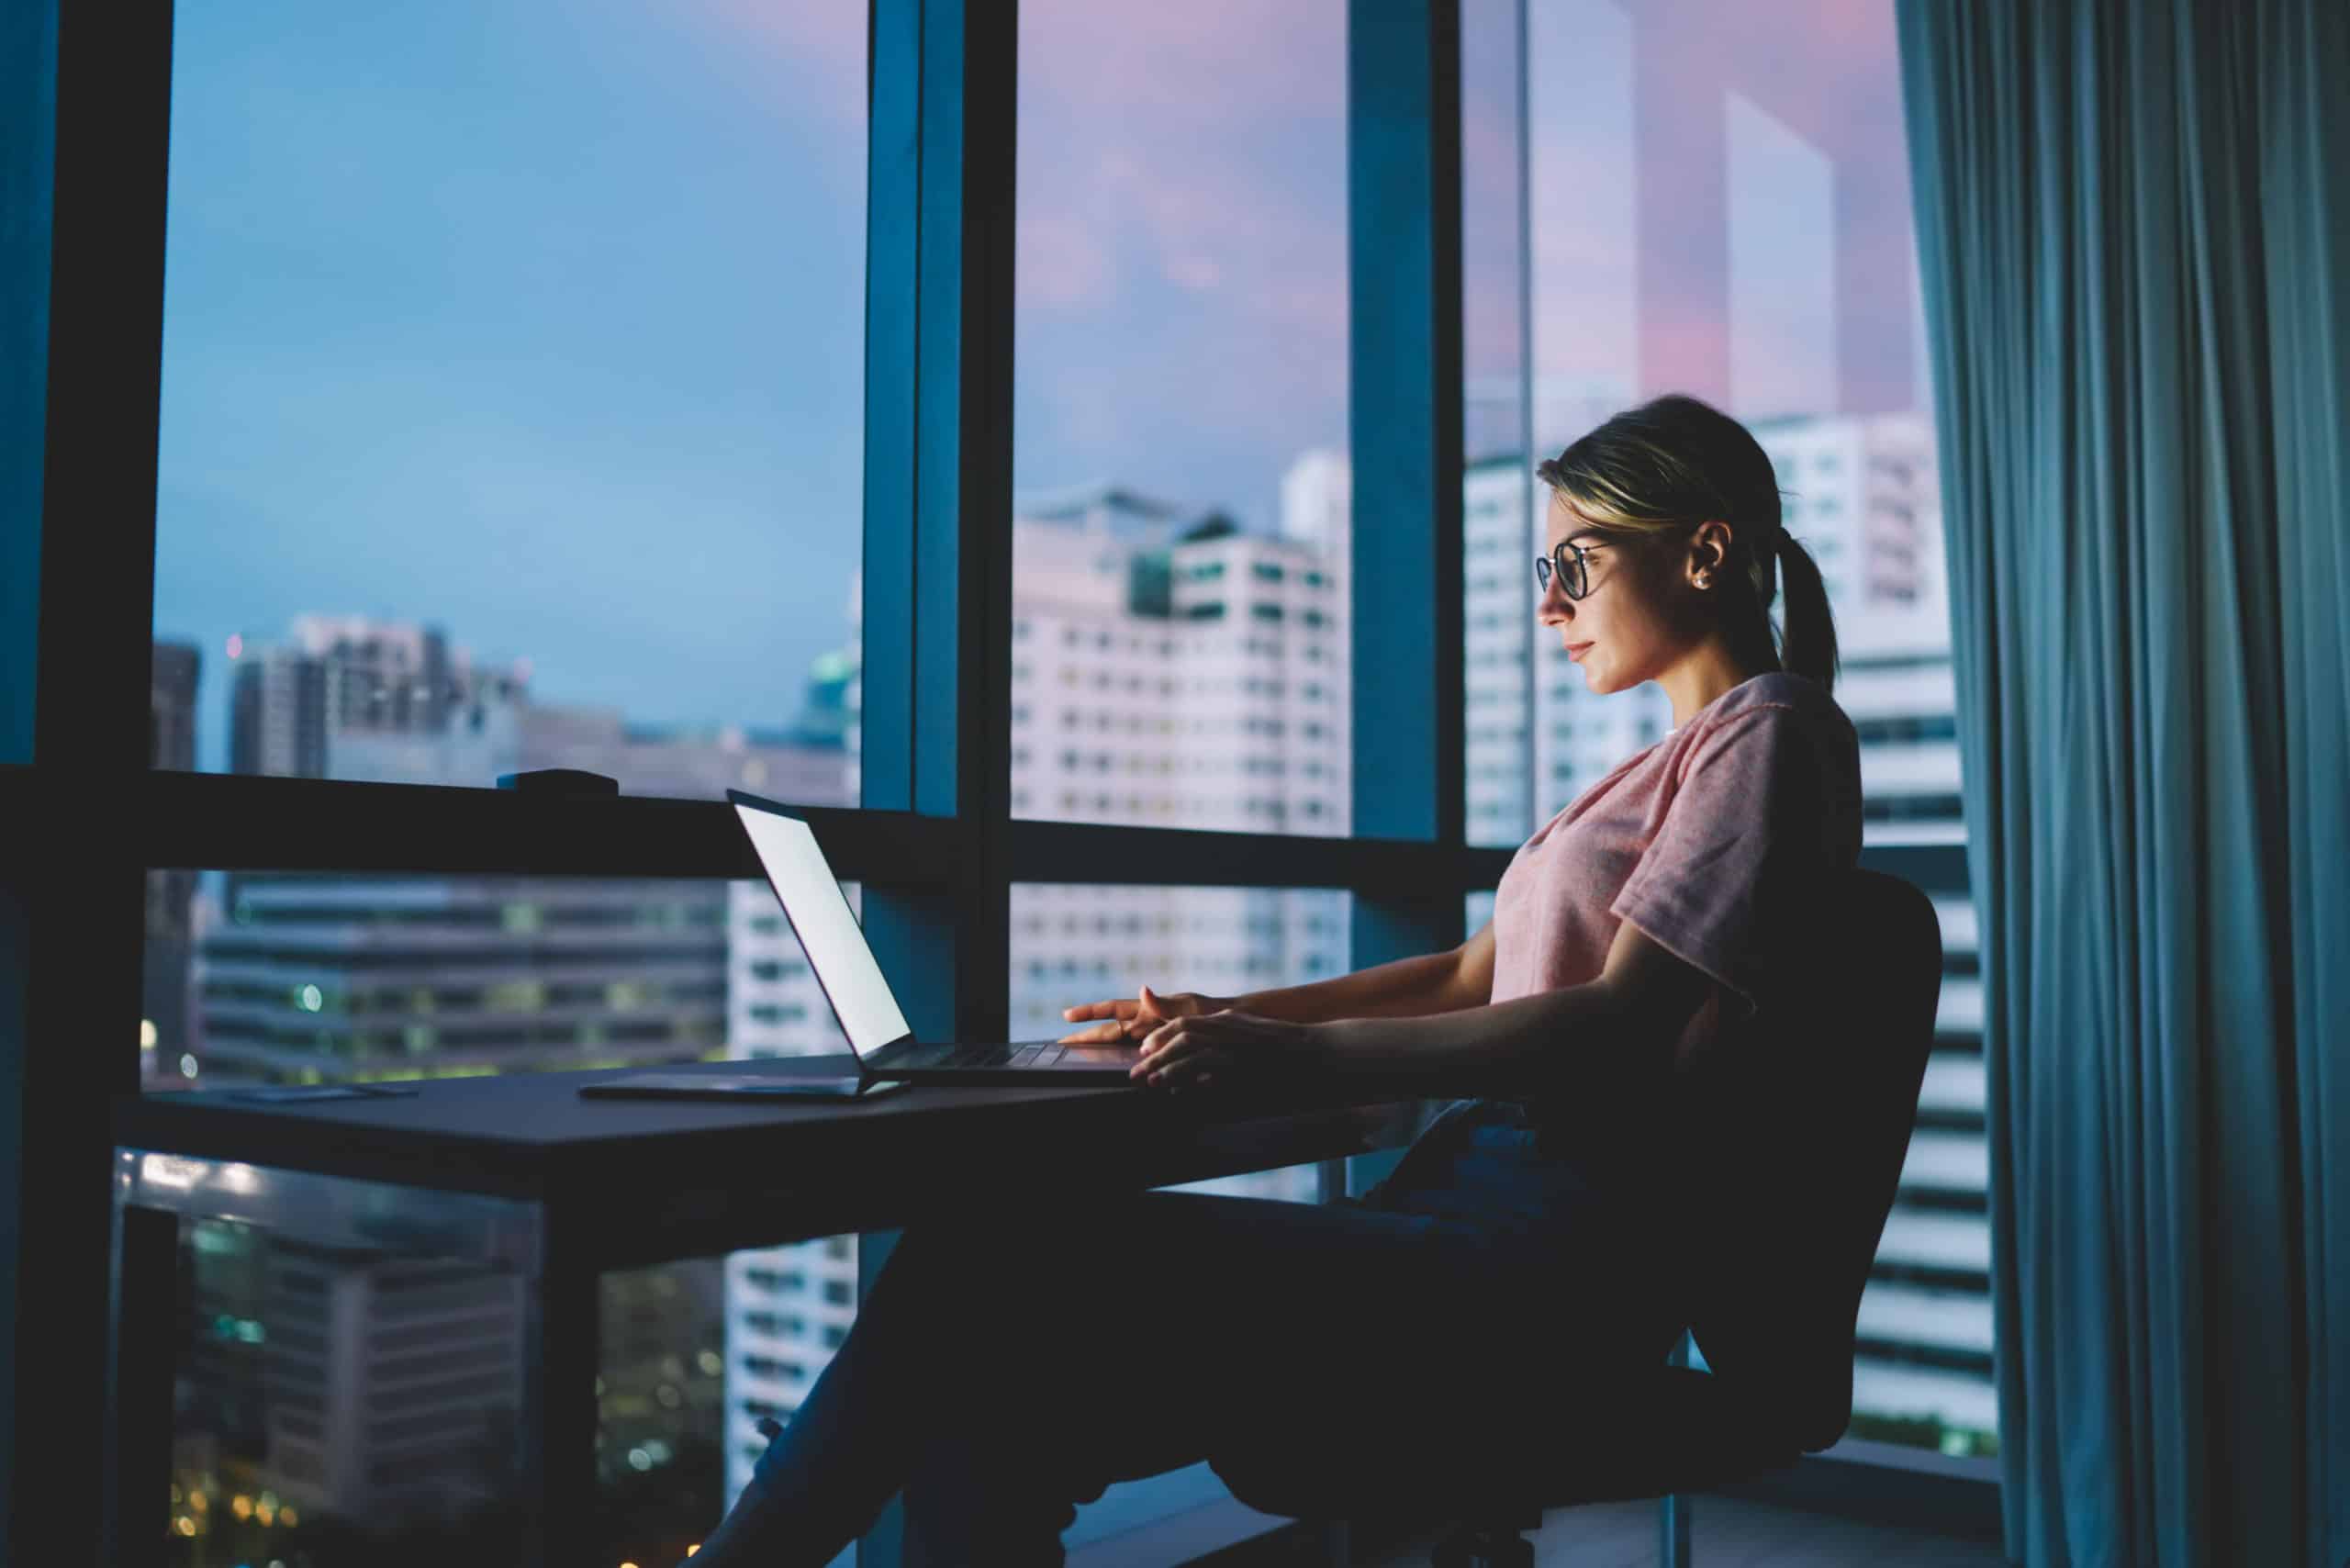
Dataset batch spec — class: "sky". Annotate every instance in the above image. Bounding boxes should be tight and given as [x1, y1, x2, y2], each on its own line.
[151, 0, 1922, 774]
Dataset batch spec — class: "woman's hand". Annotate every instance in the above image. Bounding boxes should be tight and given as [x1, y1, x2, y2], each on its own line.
[1058, 984, 1224, 1046]
[1130, 1007, 1328, 1092]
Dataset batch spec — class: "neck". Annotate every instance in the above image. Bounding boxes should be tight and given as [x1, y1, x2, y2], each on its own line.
[1658, 626, 1779, 729]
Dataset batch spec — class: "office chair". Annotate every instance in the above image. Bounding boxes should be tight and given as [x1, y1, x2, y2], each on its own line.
[1209, 868, 1944, 1567]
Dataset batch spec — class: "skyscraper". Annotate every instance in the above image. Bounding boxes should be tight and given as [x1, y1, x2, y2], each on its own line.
[716, 475, 1361, 1505]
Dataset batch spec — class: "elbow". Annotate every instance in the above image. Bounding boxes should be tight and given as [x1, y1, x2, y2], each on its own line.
[1438, 946, 1490, 1014]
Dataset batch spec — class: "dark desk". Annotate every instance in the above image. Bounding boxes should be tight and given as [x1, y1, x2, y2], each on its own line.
[106, 1057, 1422, 1566]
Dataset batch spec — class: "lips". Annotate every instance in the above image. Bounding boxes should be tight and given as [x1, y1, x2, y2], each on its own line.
[1566, 641, 1595, 661]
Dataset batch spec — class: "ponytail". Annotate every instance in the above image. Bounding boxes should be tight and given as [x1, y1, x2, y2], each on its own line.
[1769, 532, 1840, 692]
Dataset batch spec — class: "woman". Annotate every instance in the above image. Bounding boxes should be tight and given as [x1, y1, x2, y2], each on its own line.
[688, 392, 1861, 1565]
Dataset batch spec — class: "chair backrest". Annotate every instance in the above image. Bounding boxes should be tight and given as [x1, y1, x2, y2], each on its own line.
[1675, 867, 1943, 1453]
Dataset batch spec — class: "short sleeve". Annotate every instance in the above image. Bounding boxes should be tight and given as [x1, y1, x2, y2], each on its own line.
[1608, 704, 1852, 1019]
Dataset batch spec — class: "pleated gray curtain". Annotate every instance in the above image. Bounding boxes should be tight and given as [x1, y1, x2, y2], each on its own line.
[1892, 3, 2350, 1565]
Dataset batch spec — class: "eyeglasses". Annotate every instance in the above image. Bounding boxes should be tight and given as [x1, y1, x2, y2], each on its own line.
[1532, 539, 1605, 600]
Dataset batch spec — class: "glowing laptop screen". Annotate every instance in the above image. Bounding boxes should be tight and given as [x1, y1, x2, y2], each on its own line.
[733, 802, 913, 1056]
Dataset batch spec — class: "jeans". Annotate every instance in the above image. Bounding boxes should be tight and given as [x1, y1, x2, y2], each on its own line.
[688, 1108, 1680, 1567]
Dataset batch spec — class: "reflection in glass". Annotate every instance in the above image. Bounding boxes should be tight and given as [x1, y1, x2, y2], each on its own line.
[1464, 0, 1991, 1458]
[1012, 882, 1349, 1197]
[1012, 0, 1351, 835]
[144, 868, 865, 1554]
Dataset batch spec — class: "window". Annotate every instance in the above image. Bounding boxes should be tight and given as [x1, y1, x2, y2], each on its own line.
[1460, 0, 1989, 1460]
[24, 0, 1525, 1560]
[1011, 0, 1349, 838]
[150, 0, 867, 805]
[1009, 884, 1344, 1204]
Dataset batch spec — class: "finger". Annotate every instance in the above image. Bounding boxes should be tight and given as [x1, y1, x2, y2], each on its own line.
[1149, 1047, 1225, 1092]
[1139, 1034, 1214, 1081]
[1132, 1029, 1197, 1080]
[1062, 1000, 1137, 1023]
[1057, 1021, 1128, 1045]
[1139, 1020, 1217, 1061]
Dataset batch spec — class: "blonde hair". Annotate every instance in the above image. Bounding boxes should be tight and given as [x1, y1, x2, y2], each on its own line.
[1535, 392, 1841, 690]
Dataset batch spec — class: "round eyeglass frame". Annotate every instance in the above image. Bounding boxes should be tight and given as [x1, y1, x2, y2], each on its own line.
[1532, 538, 1599, 600]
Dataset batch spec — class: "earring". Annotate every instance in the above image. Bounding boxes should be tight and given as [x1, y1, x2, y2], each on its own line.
[1696, 573, 1714, 589]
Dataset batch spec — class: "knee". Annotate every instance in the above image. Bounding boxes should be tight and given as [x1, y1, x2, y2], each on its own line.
[884, 1209, 1079, 1299]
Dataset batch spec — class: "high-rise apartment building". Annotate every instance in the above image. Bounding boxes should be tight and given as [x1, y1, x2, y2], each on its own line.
[229, 644, 332, 780]
[262, 1239, 527, 1526]
[196, 874, 734, 1082]
[716, 477, 1362, 1503]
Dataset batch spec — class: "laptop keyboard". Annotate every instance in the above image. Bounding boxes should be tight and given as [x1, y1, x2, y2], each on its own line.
[934, 1043, 1068, 1068]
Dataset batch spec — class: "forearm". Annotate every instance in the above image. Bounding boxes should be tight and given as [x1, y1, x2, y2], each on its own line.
[1229, 948, 1474, 1025]
[1310, 980, 1639, 1097]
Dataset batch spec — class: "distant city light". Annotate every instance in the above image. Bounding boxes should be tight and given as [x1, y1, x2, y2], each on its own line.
[627, 1447, 652, 1471]
[225, 633, 242, 659]
[179, 1054, 199, 1080]
[140, 1018, 158, 1050]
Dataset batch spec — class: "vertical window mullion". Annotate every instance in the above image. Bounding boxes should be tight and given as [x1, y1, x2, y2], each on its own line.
[1348, 0, 1466, 1193]
[7, 0, 173, 1554]
[858, 0, 1016, 1051]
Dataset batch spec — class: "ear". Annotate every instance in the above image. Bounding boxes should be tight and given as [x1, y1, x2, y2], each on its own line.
[1688, 519, 1736, 583]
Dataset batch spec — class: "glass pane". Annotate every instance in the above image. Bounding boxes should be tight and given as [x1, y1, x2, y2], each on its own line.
[1011, 0, 1351, 835]
[140, 869, 862, 1091]
[1468, 1, 1988, 1456]
[1461, 0, 1541, 852]
[151, 0, 867, 801]
[165, 1220, 850, 1563]
[1465, 888, 1497, 936]
[150, 868, 861, 1558]
[169, 1216, 540, 1558]
[1013, 880, 1342, 1546]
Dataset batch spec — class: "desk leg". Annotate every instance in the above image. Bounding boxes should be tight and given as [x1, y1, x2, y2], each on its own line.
[1657, 1334, 1692, 1568]
[1303, 1161, 1356, 1564]
[523, 1216, 601, 1568]
[856, 1229, 908, 1568]
[102, 1202, 179, 1568]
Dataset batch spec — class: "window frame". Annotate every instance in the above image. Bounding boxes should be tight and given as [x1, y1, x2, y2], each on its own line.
[0, 0, 1989, 1552]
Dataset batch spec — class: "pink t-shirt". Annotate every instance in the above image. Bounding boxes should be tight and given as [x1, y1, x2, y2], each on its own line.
[1489, 672, 1863, 1066]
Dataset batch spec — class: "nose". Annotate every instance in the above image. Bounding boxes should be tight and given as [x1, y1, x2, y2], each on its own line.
[1538, 573, 1573, 626]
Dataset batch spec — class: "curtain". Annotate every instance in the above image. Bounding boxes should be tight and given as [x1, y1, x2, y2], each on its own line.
[1893, 3, 2350, 1565]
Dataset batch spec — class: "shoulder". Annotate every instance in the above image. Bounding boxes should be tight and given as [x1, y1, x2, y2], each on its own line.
[1667, 675, 1860, 802]
[1695, 673, 1856, 751]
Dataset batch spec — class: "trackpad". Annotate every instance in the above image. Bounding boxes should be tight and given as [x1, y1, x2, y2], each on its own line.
[1055, 1047, 1139, 1068]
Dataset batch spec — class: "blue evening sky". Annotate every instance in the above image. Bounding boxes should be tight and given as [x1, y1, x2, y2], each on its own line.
[150, 0, 1916, 773]
[153, 0, 873, 770]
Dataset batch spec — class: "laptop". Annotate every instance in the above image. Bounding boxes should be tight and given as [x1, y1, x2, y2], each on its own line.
[728, 790, 1146, 1085]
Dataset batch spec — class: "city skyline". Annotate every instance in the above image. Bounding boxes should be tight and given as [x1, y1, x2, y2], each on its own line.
[152, 0, 1926, 779]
